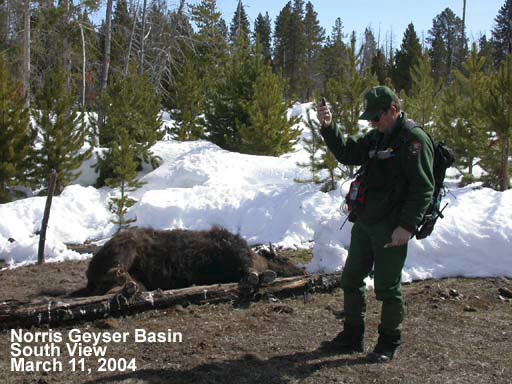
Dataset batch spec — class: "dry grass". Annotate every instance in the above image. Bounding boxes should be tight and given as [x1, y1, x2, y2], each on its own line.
[0, 258, 511, 384]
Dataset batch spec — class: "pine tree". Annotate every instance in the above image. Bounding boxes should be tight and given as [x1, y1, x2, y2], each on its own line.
[142, 1, 196, 98]
[303, 1, 324, 100]
[491, 0, 512, 66]
[320, 17, 346, 85]
[479, 34, 496, 71]
[427, 8, 467, 85]
[191, 0, 228, 69]
[160, 14, 197, 110]
[190, 0, 229, 134]
[324, 32, 377, 176]
[289, 0, 307, 99]
[0, 2, 23, 82]
[253, 12, 272, 63]
[435, 43, 489, 185]
[407, 53, 435, 129]
[239, 63, 300, 156]
[229, 0, 250, 45]
[319, 150, 339, 192]
[30, 2, 101, 113]
[0, 2, 13, 54]
[325, 32, 376, 137]
[273, 2, 293, 74]
[295, 110, 324, 184]
[204, 34, 256, 151]
[75, 5, 102, 109]
[274, 0, 307, 100]
[359, 27, 377, 77]
[96, 72, 163, 186]
[99, 0, 114, 95]
[23, 1, 101, 110]
[105, 128, 142, 232]
[31, 5, 57, 83]
[386, 34, 395, 85]
[428, 28, 447, 85]
[0, 56, 35, 202]
[110, 0, 133, 77]
[481, 53, 512, 190]
[33, 65, 91, 194]
[170, 53, 204, 141]
[393, 23, 422, 93]
[371, 48, 388, 84]
[295, 110, 340, 191]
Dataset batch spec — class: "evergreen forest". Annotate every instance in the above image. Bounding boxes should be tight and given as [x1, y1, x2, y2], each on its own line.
[1, 0, 511, 207]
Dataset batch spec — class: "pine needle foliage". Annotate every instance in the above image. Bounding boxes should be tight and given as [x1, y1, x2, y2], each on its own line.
[491, 0, 512, 66]
[325, 32, 376, 138]
[407, 53, 436, 129]
[104, 128, 143, 232]
[239, 64, 300, 156]
[481, 54, 512, 190]
[295, 110, 324, 184]
[435, 44, 489, 185]
[33, 65, 91, 195]
[95, 72, 163, 186]
[392, 23, 422, 93]
[295, 109, 339, 192]
[170, 57, 204, 141]
[204, 35, 256, 151]
[0, 57, 36, 203]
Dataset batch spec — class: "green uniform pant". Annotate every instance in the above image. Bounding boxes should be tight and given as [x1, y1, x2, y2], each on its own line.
[341, 219, 407, 339]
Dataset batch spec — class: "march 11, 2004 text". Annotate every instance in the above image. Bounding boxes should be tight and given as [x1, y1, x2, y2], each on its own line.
[9, 327, 183, 374]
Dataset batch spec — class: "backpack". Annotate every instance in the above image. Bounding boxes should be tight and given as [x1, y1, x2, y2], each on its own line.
[401, 121, 455, 239]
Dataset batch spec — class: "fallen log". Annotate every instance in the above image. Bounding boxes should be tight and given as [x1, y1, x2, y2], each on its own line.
[64, 242, 102, 255]
[0, 273, 342, 329]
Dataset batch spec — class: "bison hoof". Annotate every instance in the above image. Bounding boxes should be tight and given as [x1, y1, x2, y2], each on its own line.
[259, 270, 277, 284]
[247, 271, 260, 286]
[122, 281, 138, 296]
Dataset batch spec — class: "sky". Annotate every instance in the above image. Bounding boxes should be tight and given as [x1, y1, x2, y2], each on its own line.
[216, 0, 503, 45]
[1, 103, 511, 281]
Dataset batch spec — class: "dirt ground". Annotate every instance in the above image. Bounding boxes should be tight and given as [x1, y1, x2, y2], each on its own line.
[0, 256, 511, 384]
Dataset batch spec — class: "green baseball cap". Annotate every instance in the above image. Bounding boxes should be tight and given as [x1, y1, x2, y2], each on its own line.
[359, 86, 399, 121]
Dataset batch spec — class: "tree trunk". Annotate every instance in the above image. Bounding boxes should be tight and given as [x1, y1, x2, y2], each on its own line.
[98, 0, 114, 145]
[1, 0, 10, 44]
[22, 0, 30, 109]
[139, 0, 147, 74]
[37, 170, 57, 265]
[100, 0, 113, 92]
[123, 0, 140, 77]
[0, 273, 342, 329]
[462, 0, 466, 50]
[79, 22, 86, 109]
[501, 135, 510, 191]
[62, 0, 72, 91]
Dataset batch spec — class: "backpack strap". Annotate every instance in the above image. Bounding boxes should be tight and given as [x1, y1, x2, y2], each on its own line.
[385, 119, 423, 158]
[400, 119, 436, 148]
[399, 119, 422, 143]
[403, 119, 421, 131]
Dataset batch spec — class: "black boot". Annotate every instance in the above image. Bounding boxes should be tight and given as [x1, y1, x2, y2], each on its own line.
[321, 323, 364, 353]
[366, 334, 401, 363]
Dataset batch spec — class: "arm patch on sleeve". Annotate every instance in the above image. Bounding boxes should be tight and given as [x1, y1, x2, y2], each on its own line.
[409, 140, 422, 156]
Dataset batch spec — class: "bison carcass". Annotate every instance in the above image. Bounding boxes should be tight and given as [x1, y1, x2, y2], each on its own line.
[81, 226, 305, 296]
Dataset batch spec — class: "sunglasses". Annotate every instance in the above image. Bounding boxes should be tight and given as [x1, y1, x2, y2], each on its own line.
[370, 110, 387, 123]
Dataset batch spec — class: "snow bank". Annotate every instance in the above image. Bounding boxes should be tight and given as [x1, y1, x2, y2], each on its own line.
[1, 104, 510, 281]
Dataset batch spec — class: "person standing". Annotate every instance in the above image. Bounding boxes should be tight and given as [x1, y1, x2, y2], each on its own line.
[316, 86, 434, 363]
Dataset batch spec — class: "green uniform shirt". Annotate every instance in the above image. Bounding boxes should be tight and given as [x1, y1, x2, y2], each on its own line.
[320, 112, 435, 232]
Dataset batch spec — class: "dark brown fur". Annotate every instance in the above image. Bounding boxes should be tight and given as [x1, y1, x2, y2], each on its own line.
[81, 227, 304, 296]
